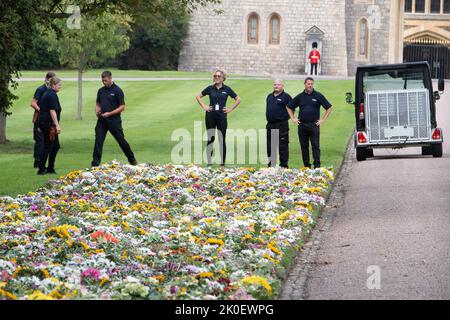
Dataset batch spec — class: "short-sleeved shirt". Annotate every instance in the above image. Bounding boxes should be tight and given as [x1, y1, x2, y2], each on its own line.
[287, 89, 331, 123]
[38, 89, 62, 123]
[96, 83, 125, 123]
[201, 84, 237, 118]
[266, 91, 292, 123]
[33, 84, 48, 106]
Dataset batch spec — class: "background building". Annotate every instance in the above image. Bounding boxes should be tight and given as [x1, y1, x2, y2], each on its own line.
[178, 0, 404, 76]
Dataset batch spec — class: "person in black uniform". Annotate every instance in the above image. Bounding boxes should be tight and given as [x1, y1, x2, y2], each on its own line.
[196, 69, 241, 166]
[91, 71, 137, 167]
[287, 77, 333, 168]
[37, 77, 62, 175]
[30, 71, 55, 168]
[266, 79, 292, 168]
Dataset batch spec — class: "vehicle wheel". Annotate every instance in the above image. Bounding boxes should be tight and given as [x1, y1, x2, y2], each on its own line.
[356, 147, 367, 161]
[432, 143, 443, 158]
[366, 148, 374, 158]
[421, 146, 432, 155]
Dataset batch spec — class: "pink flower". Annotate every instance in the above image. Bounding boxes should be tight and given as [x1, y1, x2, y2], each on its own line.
[81, 268, 101, 282]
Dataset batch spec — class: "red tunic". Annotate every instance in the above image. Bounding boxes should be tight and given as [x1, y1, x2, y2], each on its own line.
[309, 49, 321, 64]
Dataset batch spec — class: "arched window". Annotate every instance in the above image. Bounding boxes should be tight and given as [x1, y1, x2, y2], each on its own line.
[357, 18, 369, 59]
[247, 13, 259, 44]
[269, 13, 281, 44]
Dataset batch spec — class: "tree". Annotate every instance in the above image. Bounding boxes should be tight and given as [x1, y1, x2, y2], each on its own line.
[0, 0, 39, 143]
[0, 0, 221, 143]
[46, 13, 131, 120]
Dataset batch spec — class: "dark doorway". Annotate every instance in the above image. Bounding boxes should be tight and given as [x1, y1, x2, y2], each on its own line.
[403, 43, 450, 79]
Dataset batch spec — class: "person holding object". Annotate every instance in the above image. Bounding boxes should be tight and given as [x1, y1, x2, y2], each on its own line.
[266, 79, 292, 168]
[91, 71, 137, 167]
[196, 69, 241, 166]
[30, 71, 55, 168]
[287, 77, 332, 169]
[37, 77, 62, 175]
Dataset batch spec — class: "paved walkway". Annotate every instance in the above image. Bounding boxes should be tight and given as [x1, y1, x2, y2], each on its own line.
[281, 81, 450, 300]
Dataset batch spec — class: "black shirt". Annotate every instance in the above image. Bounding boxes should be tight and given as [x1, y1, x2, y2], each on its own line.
[266, 91, 292, 123]
[96, 83, 125, 123]
[38, 89, 62, 123]
[287, 89, 332, 123]
[33, 84, 47, 106]
[201, 84, 237, 117]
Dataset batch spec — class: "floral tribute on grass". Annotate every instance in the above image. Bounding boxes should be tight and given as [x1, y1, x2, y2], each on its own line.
[0, 161, 333, 300]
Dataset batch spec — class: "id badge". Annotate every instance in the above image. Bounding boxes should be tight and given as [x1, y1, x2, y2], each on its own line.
[215, 103, 220, 111]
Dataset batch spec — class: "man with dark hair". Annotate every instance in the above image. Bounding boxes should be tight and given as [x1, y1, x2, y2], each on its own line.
[287, 77, 332, 168]
[30, 71, 55, 168]
[91, 71, 137, 167]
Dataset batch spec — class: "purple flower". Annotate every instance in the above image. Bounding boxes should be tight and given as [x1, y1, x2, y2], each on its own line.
[30, 205, 39, 211]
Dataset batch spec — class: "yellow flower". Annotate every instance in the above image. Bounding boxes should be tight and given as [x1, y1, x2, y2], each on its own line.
[0, 288, 17, 300]
[41, 269, 50, 279]
[152, 275, 165, 283]
[6, 203, 20, 211]
[15, 211, 24, 220]
[241, 276, 272, 295]
[203, 217, 216, 224]
[267, 242, 281, 255]
[198, 272, 214, 278]
[242, 234, 252, 240]
[136, 228, 147, 235]
[306, 187, 323, 194]
[80, 242, 90, 250]
[207, 238, 224, 246]
[27, 290, 55, 300]
[223, 178, 232, 184]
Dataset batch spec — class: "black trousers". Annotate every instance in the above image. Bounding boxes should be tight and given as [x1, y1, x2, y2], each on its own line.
[205, 113, 227, 165]
[298, 122, 320, 168]
[92, 120, 136, 166]
[266, 121, 289, 168]
[311, 63, 318, 75]
[38, 121, 60, 171]
[33, 121, 44, 162]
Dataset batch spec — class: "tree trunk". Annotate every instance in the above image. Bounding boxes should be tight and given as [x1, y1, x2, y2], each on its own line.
[0, 113, 6, 144]
[76, 66, 83, 120]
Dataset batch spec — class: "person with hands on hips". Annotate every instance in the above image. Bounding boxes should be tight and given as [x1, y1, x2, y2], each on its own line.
[196, 69, 241, 167]
[286, 77, 332, 169]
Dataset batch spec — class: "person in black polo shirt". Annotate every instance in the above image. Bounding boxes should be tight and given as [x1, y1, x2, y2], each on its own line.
[37, 77, 62, 175]
[287, 77, 333, 168]
[266, 79, 292, 168]
[91, 71, 137, 167]
[30, 71, 55, 168]
[196, 69, 241, 166]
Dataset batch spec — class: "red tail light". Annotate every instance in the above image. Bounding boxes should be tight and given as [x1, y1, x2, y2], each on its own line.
[359, 103, 365, 120]
[432, 128, 441, 140]
[357, 132, 367, 143]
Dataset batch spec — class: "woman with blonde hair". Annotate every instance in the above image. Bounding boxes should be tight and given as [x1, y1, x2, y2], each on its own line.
[196, 69, 241, 166]
[37, 77, 63, 175]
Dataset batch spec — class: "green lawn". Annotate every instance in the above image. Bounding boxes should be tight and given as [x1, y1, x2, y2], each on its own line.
[0, 76, 355, 196]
